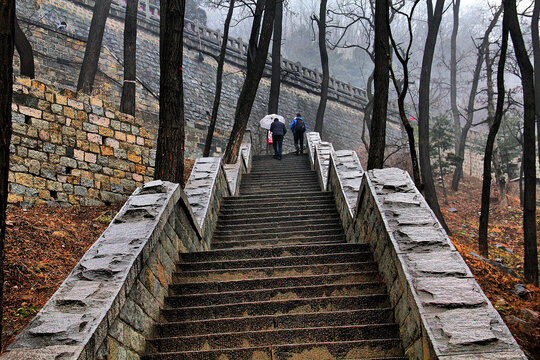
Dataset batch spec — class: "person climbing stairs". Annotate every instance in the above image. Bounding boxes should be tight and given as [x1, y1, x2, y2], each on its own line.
[143, 154, 406, 359]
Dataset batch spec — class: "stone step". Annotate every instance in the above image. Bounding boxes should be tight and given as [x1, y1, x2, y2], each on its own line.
[239, 184, 321, 193]
[144, 339, 404, 359]
[212, 228, 344, 241]
[239, 188, 322, 195]
[173, 262, 379, 283]
[177, 252, 372, 271]
[179, 243, 367, 263]
[170, 271, 380, 295]
[160, 294, 391, 322]
[210, 235, 345, 249]
[241, 173, 317, 181]
[157, 308, 395, 337]
[150, 324, 400, 352]
[164, 282, 384, 308]
[223, 191, 331, 202]
[214, 221, 342, 236]
[216, 213, 339, 227]
[220, 198, 335, 211]
[218, 206, 338, 219]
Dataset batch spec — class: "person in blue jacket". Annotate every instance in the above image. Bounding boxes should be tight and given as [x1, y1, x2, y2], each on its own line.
[291, 113, 307, 155]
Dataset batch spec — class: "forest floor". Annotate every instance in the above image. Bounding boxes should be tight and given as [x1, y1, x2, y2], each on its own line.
[437, 175, 540, 359]
[1, 173, 539, 358]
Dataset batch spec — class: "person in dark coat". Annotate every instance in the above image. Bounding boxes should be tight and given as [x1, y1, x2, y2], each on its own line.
[270, 118, 286, 160]
[290, 113, 307, 155]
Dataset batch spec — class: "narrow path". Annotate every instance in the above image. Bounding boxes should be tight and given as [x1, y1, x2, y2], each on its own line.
[144, 154, 406, 360]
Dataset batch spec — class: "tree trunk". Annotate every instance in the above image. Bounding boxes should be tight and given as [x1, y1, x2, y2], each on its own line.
[438, 145, 449, 205]
[418, 0, 450, 232]
[155, 0, 186, 183]
[268, 0, 282, 114]
[77, 0, 112, 93]
[14, 17, 35, 78]
[314, 0, 329, 134]
[367, 0, 389, 170]
[479, 13, 508, 258]
[223, 0, 277, 164]
[203, 0, 235, 157]
[247, 0, 265, 69]
[506, 0, 538, 286]
[0, 0, 16, 346]
[451, 6, 502, 191]
[120, 0, 138, 116]
[532, 0, 540, 167]
[450, 0, 460, 156]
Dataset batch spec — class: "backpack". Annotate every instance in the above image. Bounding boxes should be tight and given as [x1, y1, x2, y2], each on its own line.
[296, 119, 306, 133]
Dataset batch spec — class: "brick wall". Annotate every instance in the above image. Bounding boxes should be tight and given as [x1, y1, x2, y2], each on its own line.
[9, 77, 156, 207]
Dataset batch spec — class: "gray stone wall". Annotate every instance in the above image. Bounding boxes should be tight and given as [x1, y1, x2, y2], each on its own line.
[310, 132, 527, 360]
[15, 0, 403, 160]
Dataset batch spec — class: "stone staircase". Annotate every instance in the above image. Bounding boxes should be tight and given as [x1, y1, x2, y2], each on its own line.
[143, 154, 406, 360]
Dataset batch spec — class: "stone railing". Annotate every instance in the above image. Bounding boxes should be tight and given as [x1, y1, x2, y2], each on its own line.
[306, 132, 527, 360]
[1, 136, 252, 360]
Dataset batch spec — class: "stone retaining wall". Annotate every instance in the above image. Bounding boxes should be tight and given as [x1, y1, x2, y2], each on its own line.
[308, 132, 527, 360]
[1, 138, 251, 360]
[9, 77, 155, 207]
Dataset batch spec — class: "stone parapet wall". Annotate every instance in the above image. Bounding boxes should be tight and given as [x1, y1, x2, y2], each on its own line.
[308, 132, 527, 360]
[8, 77, 156, 207]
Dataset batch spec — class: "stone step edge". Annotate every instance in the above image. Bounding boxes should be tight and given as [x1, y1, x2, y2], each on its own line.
[161, 293, 388, 312]
[181, 242, 366, 256]
[174, 261, 375, 277]
[167, 281, 384, 300]
[214, 222, 343, 234]
[178, 251, 370, 265]
[210, 237, 344, 246]
[158, 307, 394, 327]
[144, 338, 403, 357]
[224, 191, 331, 200]
[148, 323, 399, 342]
[216, 214, 340, 225]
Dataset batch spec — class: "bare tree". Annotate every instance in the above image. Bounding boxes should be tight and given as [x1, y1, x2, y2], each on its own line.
[450, 0, 460, 160]
[77, 0, 112, 93]
[367, 0, 389, 169]
[155, 0, 186, 183]
[451, 6, 502, 191]
[120, 0, 139, 115]
[223, 0, 277, 163]
[0, 0, 15, 346]
[388, 0, 421, 188]
[14, 17, 35, 78]
[478, 7, 508, 258]
[418, 0, 449, 232]
[268, 0, 283, 114]
[505, 0, 537, 285]
[532, 0, 540, 165]
[204, 0, 236, 157]
[312, 0, 329, 134]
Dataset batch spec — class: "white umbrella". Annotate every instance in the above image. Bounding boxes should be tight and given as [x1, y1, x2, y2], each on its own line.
[260, 114, 285, 130]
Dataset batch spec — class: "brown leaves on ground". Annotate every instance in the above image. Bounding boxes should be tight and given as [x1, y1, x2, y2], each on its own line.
[438, 176, 540, 359]
[2, 204, 121, 352]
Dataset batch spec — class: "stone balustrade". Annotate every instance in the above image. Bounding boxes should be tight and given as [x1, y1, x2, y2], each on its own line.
[306, 131, 527, 360]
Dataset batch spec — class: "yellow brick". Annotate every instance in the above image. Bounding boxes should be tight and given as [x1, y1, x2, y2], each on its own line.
[15, 172, 33, 187]
[89, 142, 101, 154]
[127, 152, 141, 163]
[8, 194, 24, 203]
[100, 145, 114, 156]
[99, 126, 114, 137]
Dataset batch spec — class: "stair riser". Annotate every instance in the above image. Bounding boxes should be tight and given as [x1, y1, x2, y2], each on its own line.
[219, 204, 334, 215]
[210, 237, 344, 250]
[222, 191, 332, 201]
[177, 253, 372, 271]
[170, 272, 380, 295]
[152, 324, 400, 352]
[174, 262, 378, 283]
[165, 283, 384, 307]
[160, 294, 390, 322]
[179, 244, 367, 263]
[214, 223, 343, 236]
[212, 229, 344, 241]
[218, 211, 339, 222]
[158, 309, 395, 337]
[216, 215, 340, 227]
